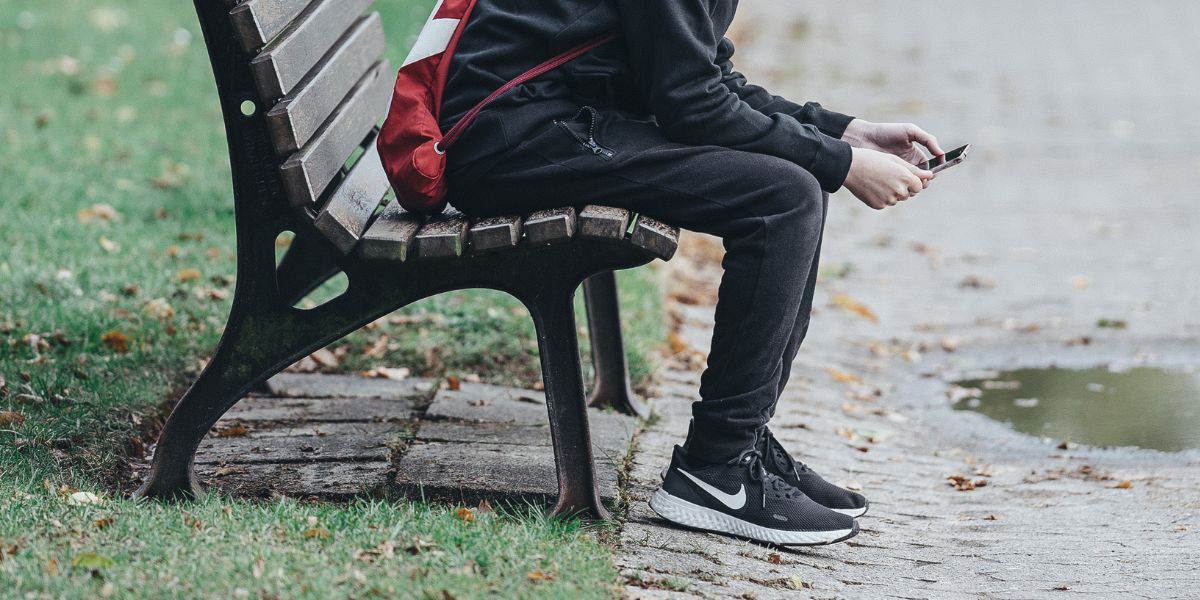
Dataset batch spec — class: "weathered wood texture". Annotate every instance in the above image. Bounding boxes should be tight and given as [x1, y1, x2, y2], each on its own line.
[249, 0, 375, 100]
[278, 60, 392, 207]
[266, 14, 386, 154]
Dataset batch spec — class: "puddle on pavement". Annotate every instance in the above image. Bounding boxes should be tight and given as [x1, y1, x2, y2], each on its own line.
[953, 367, 1200, 452]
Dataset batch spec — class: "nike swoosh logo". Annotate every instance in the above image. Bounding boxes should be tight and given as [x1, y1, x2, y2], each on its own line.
[677, 469, 746, 510]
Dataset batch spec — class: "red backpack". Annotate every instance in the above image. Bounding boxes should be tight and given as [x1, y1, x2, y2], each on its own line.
[377, 0, 616, 216]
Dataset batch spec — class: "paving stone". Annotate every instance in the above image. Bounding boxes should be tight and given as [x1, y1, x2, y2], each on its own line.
[424, 382, 548, 424]
[224, 396, 420, 423]
[266, 372, 436, 399]
[196, 422, 405, 464]
[396, 382, 638, 506]
[196, 461, 392, 499]
[395, 441, 624, 505]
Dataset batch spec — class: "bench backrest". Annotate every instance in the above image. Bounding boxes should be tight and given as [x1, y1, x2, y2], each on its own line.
[219, 0, 395, 254]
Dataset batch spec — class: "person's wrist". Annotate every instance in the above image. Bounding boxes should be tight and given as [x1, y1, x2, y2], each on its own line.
[842, 119, 873, 147]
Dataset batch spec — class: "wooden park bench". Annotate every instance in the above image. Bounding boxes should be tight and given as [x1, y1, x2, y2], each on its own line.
[134, 0, 679, 520]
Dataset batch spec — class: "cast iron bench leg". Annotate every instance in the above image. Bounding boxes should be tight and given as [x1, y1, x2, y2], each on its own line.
[527, 281, 611, 520]
[583, 272, 648, 418]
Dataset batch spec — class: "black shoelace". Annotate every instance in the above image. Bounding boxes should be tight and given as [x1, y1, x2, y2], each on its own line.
[761, 428, 811, 478]
[731, 448, 805, 508]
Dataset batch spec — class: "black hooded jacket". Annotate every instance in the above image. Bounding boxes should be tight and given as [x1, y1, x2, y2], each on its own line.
[439, 0, 854, 192]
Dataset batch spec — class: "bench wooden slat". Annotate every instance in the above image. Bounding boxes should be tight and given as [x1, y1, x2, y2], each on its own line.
[229, 0, 316, 53]
[357, 202, 422, 262]
[630, 215, 680, 261]
[468, 216, 523, 253]
[578, 205, 630, 240]
[266, 14, 386, 155]
[415, 212, 470, 259]
[279, 60, 392, 207]
[312, 142, 389, 254]
[523, 208, 577, 246]
[249, 0, 374, 100]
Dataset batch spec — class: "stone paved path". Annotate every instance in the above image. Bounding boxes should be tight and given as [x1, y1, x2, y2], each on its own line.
[184, 373, 635, 506]
[619, 1, 1200, 598]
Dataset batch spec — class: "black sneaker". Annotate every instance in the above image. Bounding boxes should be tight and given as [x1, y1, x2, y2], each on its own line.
[649, 446, 858, 546]
[756, 427, 869, 518]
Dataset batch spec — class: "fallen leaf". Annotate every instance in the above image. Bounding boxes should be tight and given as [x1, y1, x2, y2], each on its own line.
[176, 268, 202, 283]
[1114, 480, 1133, 489]
[788, 576, 810, 590]
[362, 336, 389, 359]
[1096, 318, 1128, 329]
[446, 376, 461, 391]
[527, 570, 555, 582]
[666, 332, 689, 354]
[93, 517, 115, 529]
[71, 552, 114, 570]
[98, 236, 121, 253]
[453, 507, 474, 523]
[767, 553, 782, 565]
[309, 348, 339, 368]
[212, 465, 248, 478]
[101, 330, 131, 353]
[959, 275, 996, 289]
[214, 423, 248, 438]
[142, 298, 175, 320]
[360, 367, 409, 381]
[0, 411, 26, 427]
[825, 367, 862, 385]
[304, 527, 332, 540]
[66, 491, 103, 506]
[831, 294, 879, 323]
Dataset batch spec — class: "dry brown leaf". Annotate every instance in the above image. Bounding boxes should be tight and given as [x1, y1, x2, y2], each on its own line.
[212, 465, 248, 478]
[1114, 480, 1133, 489]
[93, 517, 115, 530]
[176, 268, 201, 283]
[98, 236, 120, 253]
[303, 527, 332, 540]
[0, 411, 26, 427]
[214, 423, 248, 438]
[831, 294, 879, 323]
[767, 553, 782, 565]
[446, 376, 461, 391]
[453, 507, 474, 523]
[527, 570, 555, 582]
[142, 298, 175, 320]
[825, 367, 862, 385]
[100, 330, 131, 353]
[309, 348, 339, 368]
[666, 332, 688, 354]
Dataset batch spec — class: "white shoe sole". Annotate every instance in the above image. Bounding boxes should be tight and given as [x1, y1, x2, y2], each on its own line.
[649, 489, 858, 546]
[660, 467, 870, 519]
[831, 502, 870, 518]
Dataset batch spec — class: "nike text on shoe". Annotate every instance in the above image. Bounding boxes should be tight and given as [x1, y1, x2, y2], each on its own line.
[649, 446, 858, 546]
[757, 427, 870, 518]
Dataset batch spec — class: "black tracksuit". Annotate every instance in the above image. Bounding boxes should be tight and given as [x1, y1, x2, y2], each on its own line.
[441, 0, 855, 463]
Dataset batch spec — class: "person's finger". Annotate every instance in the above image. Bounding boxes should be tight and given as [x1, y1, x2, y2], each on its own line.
[903, 161, 935, 182]
[908, 125, 945, 156]
[906, 175, 923, 195]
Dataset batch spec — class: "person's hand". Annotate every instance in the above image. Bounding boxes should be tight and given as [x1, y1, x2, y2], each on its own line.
[843, 119, 944, 166]
[843, 147, 932, 210]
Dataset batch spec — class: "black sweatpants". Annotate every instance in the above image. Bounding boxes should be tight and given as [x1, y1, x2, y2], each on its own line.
[452, 107, 829, 464]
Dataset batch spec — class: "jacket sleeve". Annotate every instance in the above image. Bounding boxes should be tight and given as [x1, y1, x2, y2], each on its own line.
[614, 0, 852, 192]
[716, 38, 855, 139]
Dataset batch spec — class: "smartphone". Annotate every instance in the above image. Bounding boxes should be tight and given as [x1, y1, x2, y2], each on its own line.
[920, 144, 971, 174]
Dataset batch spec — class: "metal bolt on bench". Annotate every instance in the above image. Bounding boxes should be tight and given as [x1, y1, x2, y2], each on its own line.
[133, 0, 679, 520]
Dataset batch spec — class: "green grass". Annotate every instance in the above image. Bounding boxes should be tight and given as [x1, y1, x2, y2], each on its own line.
[0, 1, 666, 597]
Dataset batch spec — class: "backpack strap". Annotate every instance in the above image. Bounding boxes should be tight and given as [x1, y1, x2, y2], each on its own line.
[437, 30, 620, 153]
